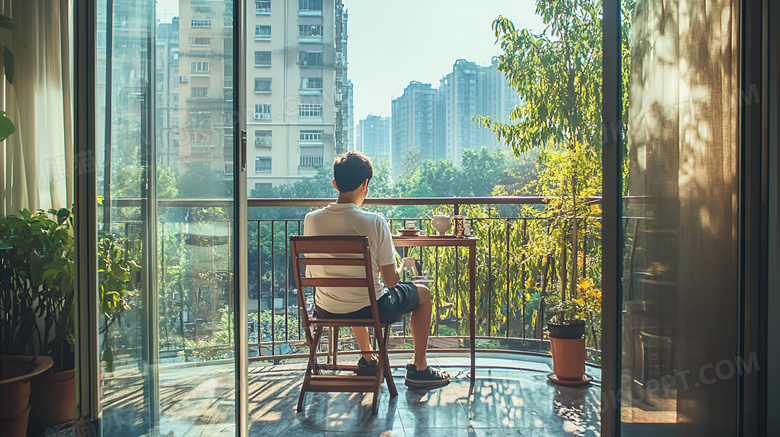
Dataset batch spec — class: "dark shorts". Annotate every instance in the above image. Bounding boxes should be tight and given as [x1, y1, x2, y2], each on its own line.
[315, 282, 420, 324]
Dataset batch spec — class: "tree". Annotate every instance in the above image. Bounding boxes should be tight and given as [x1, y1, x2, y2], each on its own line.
[472, 0, 633, 347]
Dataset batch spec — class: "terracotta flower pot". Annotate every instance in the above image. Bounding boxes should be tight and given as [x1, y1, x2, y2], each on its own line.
[28, 368, 77, 431]
[549, 337, 586, 381]
[0, 356, 54, 437]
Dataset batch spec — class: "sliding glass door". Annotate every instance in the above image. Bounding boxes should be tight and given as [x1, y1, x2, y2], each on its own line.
[92, 0, 245, 435]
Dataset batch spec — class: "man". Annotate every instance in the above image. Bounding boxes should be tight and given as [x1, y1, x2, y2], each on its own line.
[303, 151, 450, 388]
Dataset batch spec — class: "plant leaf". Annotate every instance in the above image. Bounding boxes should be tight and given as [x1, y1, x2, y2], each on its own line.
[1, 46, 14, 84]
[0, 111, 15, 141]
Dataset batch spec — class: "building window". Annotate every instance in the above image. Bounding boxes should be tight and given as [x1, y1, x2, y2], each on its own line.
[190, 61, 210, 73]
[254, 182, 272, 192]
[224, 162, 234, 175]
[255, 157, 272, 173]
[255, 130, 272, 147]
[298, 51, 322, 68]
[189, 37, 211, 46]
[254, 51, 271, 67]
[255, 0, 270, 14]
[299, 104, 322, 117]
[299, 155, 324, 168]
[254, 104, 272, 120]
[190, 19, 211, 28]
[190, 111, 211, 129]
[299, 129, 323, 141]
[298, 25, 322, 38]
[254, 78, 272, 94]
[191, 87, 209, 98]
[299, 77, 323, 92]
[223, 136, 234, 157]
[224, 87, 233, 101]
[299, 0, 322, 12]
[255, 25, 271, 40]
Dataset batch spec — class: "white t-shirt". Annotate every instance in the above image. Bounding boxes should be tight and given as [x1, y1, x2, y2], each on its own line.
[303, 202, 397, 313]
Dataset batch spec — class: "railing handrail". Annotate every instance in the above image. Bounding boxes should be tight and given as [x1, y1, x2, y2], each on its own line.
[248, 196, 602, 207]
[111, 195, 652, 208]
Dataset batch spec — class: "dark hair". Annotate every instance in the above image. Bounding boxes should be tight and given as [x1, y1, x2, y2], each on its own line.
[333, 150, 373, 192]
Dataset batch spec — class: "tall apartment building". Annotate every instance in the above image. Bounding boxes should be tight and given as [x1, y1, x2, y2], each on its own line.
[177, 0, 235, 179]
[390, 81, 439, 178]
[247, 0, 351, 190]
[156, 19, 180, 169]
[440, 58, 519, 166]
[356, 115, 391, 162]
[389, 58, 517, 176]
[335, 4, 353, 154]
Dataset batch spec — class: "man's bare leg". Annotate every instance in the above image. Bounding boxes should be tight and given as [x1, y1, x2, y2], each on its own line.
[409, 284, 432, 370]
[351, 326, 376, 361]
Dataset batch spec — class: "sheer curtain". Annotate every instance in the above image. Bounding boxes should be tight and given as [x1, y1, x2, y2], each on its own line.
[0, 0, 72, 215]
[625, 0, 740, 433]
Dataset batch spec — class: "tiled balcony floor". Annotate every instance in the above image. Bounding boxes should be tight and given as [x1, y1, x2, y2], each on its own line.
[248, 352, 602, 437]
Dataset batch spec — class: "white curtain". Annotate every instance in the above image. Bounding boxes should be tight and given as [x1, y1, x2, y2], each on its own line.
[0, 0, 72, 216]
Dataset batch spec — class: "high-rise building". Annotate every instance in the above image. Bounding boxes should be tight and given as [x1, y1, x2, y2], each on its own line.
[390, 81, 437, 178]
[440, 58, 519, 166]
[246, 0, 350, 191]
[176, 0, 235, 179]
[335, 5, 353, 154]
[390, 58, 519, 175]
[356, 115, 391, 162]
[156, 18, 180, 169]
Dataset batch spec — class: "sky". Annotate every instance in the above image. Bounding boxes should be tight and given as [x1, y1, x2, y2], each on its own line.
[156, 0, 545, 124]
[346, 0, 543, 122]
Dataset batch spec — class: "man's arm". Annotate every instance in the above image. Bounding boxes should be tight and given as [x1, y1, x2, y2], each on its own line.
[379, 263, 402, 289]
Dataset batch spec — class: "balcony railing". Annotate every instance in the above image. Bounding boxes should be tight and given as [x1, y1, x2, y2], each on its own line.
[246, 196, 604, 364]
[104, 196, 614, 370]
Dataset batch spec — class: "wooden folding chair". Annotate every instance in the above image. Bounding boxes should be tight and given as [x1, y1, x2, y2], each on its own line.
[290, 235, 398, 415]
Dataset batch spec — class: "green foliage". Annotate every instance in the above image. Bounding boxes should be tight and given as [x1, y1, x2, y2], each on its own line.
[98, 231, 143, 371]
[181, 308, 233, 361]
[0, 208, 75, 371]
[178, 162, 231, 198]
[471, 0, 633, 349]
[98, 233, 142, 330]
[0, 14, 21, 141]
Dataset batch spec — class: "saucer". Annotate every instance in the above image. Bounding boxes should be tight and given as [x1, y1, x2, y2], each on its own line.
[546, 372, 594, 386]
[398, 229, 421, 236]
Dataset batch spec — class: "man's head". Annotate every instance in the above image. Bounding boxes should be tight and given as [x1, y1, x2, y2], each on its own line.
[333, 150, 373, 193]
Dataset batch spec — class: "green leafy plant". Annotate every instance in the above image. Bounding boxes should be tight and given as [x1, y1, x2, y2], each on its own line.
[0, 14, 22, 141]
[98, 232, 142, 371]
[0, 208, 75, 372]
[469, 0, 635, 348]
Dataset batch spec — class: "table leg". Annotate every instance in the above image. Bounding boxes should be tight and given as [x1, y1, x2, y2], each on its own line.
[469, 245, 476, 379]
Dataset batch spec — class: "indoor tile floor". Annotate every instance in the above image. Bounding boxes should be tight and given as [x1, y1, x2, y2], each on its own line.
[248, 353, 602, 437]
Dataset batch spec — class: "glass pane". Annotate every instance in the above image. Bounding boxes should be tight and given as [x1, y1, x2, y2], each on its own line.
[621, 0, 741, 433]
[95, 1, 155, 434]
[96, 0, 237, 435]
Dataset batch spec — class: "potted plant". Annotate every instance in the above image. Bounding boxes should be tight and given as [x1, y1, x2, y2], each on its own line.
[512, 145, 602, 384]
[546, 276, 602, 383]
[0, 356, 54, 437]
[0, 208, 77, 430]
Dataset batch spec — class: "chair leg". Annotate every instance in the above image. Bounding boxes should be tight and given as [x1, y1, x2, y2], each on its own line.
[381, 326, 398, 397]
[331, 326, 338, 368]
[298, 326, 323, 412]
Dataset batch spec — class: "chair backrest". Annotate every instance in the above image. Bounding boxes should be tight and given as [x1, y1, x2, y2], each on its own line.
[289, 236, 382, 336]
